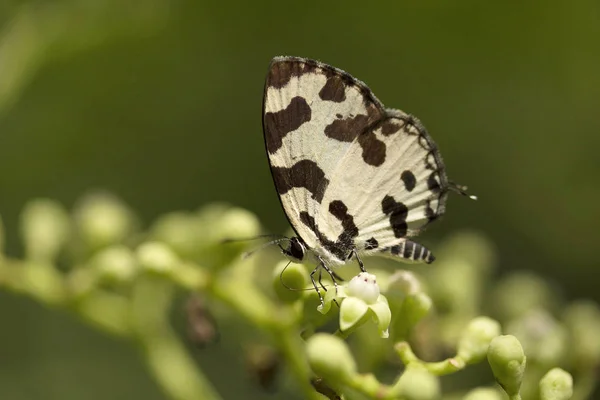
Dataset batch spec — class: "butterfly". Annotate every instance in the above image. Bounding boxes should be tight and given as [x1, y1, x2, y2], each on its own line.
[262, 56, 474, 299]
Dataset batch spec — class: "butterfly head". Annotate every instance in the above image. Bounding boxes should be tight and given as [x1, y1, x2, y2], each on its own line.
[281, 237, 306, 263]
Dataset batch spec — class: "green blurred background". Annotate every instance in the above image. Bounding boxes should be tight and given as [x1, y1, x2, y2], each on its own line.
[0, 1, 598, 399]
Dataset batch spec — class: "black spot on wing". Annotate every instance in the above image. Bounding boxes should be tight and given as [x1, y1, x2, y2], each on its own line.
[325, 118, 388, 166]
[299, 211, 354, 262]
[401, 170, 416, 192]
[323, 97, 385, 143]
[319, 75, 346, 102]
[424, 200, 437, 222]
[267, 59, 317, 89]
[297, 201, 360, 262]
[365, 237, 378, 250]
[267, 60, 296, 89]
[328, 200, 359, 241]
[425, 152, 437, 170]
[381, 195, 408, 238]
[402, 115, 419, 135]
[357, 129, 386, 166]
[380, 120, 402, 136]
[271, 160, 329, 203]
[324, 114, 370, 142]
[299, 211, 317, 233]
[264, 96, 311, 154]
[427, 173, 441, 193]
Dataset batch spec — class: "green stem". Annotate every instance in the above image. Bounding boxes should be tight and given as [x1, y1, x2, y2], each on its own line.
[394, 341, 466, 375]
[346, 373, 394, 399]
[334, 328, 351, 339]
[131, 277, 223, 400]
[139, 328, 223, 400]
[394, 341, 419, 364]
[209, 273, 321, 400]
[0, 258, 67, 305]
[73, 291, 132, 337]
[209, 272, 280, 327]
[275, 329, 322, 400]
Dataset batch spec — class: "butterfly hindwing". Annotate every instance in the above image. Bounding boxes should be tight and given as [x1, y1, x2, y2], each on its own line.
[317, 111, 448, 258]
[263, 56, 449, 265]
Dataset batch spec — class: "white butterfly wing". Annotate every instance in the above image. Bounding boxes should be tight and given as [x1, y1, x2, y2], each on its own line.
[317, 111, 448, 257]
[263, 56, 451, 265]
[263, 56, 386, 253]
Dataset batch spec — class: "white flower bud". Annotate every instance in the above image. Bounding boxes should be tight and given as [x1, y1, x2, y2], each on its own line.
[347, 272, 380, 304]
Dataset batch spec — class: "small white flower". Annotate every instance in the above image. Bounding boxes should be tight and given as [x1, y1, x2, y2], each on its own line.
[347, 272, 380, 304]
[319, 272, 391, 338]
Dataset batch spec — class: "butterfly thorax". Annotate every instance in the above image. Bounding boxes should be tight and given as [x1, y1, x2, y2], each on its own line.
[282, 236, 349, 266]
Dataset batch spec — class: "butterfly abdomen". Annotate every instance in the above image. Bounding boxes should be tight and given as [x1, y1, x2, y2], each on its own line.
[379, 240, 435, 264]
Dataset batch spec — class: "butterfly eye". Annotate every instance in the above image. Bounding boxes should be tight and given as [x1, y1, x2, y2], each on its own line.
[284, 237, 305, 262]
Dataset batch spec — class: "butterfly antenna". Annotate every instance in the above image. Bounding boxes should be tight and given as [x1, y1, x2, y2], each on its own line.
[449, 182, 478, 200]
[221, 234, 287, 244]
[242, 237, 290, 259]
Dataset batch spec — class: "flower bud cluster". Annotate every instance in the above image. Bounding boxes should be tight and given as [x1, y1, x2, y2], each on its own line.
[319, 271, 391, 338]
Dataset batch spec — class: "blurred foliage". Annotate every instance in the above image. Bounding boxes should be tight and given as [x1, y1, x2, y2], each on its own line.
[1, 0, 599, 399]
[0, 196, 597, 400]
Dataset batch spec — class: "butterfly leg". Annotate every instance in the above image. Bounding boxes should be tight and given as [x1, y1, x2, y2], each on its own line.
[330, 269, 345, 282]
[353, 249, 367, 272]
[318, 265, 344, 288]
[310, 266, 325, 306]
[317, 267, 328, 292]
[317, 269, 343, 307]
[319, 260, 339, 294]
[310, 259, 341, 306]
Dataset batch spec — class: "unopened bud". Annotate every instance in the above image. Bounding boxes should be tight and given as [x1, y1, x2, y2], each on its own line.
[539, 368, 573, 400]
[74, 192, 136, 250]
[272, 261, 307, 303]
[387, 270, 421, 296]
[306, 333, 356, 382]
[394, 365, 440, 400]
[136, 241, 179, 274]
[487, 335, 526, 396]
[463, 387, 504, 400]
[20, 199, 70, 262]
[458, 317, 501, 364]
[402, 292, 433, 328]
[91, 245, 138, 283]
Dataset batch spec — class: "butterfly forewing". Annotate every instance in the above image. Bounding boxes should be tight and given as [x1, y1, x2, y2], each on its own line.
[263, 56, 449, 265]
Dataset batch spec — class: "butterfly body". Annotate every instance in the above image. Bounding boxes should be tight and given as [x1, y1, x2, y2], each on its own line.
[263, 56, 466, 285]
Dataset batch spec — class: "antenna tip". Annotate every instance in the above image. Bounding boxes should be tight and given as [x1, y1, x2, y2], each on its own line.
[449, 182, 477, 200]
